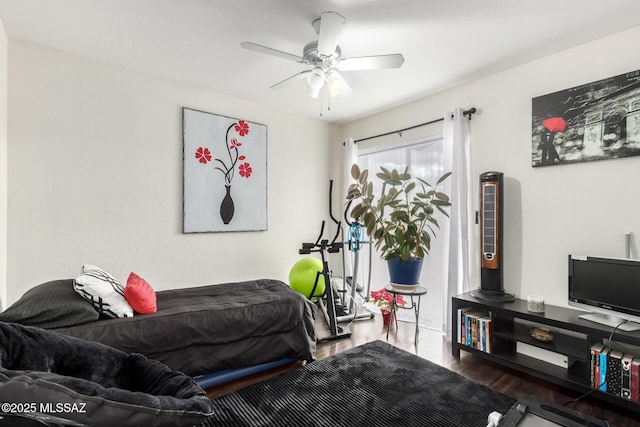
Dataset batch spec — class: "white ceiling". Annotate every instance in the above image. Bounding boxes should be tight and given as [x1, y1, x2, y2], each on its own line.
[1, 0, 640, 124]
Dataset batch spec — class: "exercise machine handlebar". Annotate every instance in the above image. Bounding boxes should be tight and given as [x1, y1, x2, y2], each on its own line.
[328, 180, 340, 226]
[343, 199, 353, 227]
[298, 220, 342, 254]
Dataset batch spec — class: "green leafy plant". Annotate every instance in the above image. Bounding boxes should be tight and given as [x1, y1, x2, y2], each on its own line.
[346, 164, 452, 263]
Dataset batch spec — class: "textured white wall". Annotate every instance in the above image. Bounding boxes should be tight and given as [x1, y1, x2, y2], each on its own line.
[0, 17, 7, 309]
[7, 25, 640, 309]
[338, 25, 640, 308]
[6, 40, 336, 304]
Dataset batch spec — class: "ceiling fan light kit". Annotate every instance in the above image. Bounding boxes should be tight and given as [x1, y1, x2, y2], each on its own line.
[307, 68, 325, 98]
[326, 71, 352, 97]
[241, 11, 404, 103]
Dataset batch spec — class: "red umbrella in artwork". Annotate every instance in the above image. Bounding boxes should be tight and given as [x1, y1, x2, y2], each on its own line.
[543, 117, 567, 133]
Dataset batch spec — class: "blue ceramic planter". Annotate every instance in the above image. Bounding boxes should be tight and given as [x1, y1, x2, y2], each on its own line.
[387, 257, 423, 285]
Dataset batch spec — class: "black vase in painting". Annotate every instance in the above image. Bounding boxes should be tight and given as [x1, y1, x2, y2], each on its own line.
[220, 185, 235, 224]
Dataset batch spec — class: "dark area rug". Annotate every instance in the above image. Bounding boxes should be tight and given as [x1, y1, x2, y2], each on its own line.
[202, 340, 515, 427]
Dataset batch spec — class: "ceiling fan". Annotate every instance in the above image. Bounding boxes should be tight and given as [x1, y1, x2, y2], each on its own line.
[241, 11, 404, 98]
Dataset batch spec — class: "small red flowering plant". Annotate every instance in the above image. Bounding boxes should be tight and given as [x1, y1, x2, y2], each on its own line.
[369, 289, 406, 313]
[194, 120, 252, 184]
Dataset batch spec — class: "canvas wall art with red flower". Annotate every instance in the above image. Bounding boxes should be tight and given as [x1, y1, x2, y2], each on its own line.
[183, 107, 267, 233]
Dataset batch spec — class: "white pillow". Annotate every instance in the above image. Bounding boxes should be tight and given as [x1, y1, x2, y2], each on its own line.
[73, 264, 134, 318]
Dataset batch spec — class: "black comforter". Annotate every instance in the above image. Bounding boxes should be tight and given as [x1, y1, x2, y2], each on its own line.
[53, 279, 317, 377]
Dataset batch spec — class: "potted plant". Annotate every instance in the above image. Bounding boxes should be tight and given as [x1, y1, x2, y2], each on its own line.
[369, 289, 406, 325]
[346, 164, 451, 285]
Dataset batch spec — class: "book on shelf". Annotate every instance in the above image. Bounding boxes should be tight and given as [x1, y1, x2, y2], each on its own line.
[468, 311, 485, 348]
[632, 358, 640, 402]
[622, 353, 633, 399]
[606, 350, 623, 397]
[599, 348, 609, 392]
[479, 314, 492, 353]
[590, 343, 604, 389]
[589, 346, 640, 401]
[457, 307, 473, 345]
[471, 311, 484, 350]
[457, 308, 492, 353]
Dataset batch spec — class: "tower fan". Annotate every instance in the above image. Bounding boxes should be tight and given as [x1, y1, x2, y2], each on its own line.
[470, 172, 514, 302]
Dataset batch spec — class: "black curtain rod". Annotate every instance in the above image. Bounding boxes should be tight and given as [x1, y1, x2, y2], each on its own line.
[353, 107, 477, 143]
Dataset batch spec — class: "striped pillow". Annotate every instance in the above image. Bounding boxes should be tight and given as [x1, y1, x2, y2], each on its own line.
[73, 265, 134, 318]
[0, 279, 99, 328]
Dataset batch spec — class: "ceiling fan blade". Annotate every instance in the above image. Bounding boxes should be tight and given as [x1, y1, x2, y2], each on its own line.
[337, 54, 405, 71]
[270, 70, 311, 90]
[317, 11, 346, 56]
[241, 42, 304, 63]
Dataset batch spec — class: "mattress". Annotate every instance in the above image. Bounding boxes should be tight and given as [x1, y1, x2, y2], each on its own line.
[53, 279, 317, 377]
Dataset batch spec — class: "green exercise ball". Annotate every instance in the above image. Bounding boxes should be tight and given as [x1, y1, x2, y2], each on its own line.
[289, 258, 326, 299]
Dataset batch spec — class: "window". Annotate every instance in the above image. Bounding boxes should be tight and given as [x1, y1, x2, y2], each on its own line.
[357, 135, 446, 330]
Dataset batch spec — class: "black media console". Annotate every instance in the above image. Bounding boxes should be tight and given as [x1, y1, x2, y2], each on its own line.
[452, 292, 640, 412]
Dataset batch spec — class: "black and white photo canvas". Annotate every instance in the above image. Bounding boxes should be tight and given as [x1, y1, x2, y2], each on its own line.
[532, 69, 640, 167]
[183, 108, 267, 233]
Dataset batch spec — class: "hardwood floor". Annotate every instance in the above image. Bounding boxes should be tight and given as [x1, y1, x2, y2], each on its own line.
[316, 311, 640, 427]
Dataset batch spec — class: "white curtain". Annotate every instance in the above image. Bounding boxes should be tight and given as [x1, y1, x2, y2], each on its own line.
[441, 108, 472, 337]
[342, 138, 358, 279]
[343, 138, 358, 204]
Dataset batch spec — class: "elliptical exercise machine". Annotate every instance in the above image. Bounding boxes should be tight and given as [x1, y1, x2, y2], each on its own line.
[338, 196, 374, 323]
[325, 179, 373, 324]
[299, 220, 351, 343]
[296, 180, 374, 343]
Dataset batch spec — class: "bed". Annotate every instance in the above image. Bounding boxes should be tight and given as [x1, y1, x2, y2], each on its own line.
[0, 277, 317, 378]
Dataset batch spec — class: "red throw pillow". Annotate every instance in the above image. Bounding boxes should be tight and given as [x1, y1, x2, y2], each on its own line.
[124, 272, 157, 314]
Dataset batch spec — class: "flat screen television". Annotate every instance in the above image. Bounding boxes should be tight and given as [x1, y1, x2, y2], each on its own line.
[568, 255, 640, 332]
